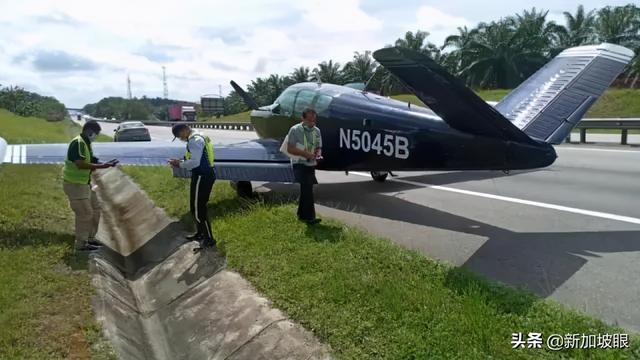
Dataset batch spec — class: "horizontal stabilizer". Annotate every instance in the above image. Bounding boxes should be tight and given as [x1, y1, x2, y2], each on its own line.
[373, 47, 537, 145]
[495, 43, 634, 144]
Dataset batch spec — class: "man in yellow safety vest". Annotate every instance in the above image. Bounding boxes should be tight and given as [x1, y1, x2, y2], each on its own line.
[169, 123, 216, 251]
[62, 120, 118, 252]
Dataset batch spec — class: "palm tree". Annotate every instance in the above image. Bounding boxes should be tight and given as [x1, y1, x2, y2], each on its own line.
[290, 66, 311, 83]
[511, 8, 565, 57]
[558, 5, 597, 47]
[394, 30, 441, 58]
[456, 8, 567, 89]
[313, 60, 343, 84]
[342, 51, 378, 83]
[595, 5, 640, 48]
[443, 26, 479, 78]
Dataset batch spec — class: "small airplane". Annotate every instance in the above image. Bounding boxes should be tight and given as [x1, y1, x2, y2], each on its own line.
[1, 43, 634, 197]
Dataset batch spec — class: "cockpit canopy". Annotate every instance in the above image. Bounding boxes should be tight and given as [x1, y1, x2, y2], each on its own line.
[272, 84, 334, 118]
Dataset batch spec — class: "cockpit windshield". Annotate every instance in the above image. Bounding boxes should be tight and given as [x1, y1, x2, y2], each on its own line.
[274, 85, 333, 118]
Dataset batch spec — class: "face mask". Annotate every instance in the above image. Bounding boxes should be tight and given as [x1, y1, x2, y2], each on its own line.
[88, 132, 98, 141]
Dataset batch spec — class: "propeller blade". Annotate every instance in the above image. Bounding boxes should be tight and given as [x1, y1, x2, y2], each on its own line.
[230, 80, 259, 110]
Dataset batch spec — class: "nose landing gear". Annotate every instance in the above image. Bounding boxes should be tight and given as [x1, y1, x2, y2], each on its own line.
[370, 171, 389, 182]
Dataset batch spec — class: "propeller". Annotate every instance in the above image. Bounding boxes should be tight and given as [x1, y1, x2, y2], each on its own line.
[230, 80, 259, 110]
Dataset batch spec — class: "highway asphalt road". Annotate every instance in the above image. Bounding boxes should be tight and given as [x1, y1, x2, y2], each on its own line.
[100, 122, 640, 331]
[97, 121, 258, 144]
[304, 145, 640, 332]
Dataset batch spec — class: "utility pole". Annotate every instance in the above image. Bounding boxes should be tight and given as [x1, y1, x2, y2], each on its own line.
[219, 84, 222, 97]
[127, 74, 132, 99]
[162, 66, 168, 99]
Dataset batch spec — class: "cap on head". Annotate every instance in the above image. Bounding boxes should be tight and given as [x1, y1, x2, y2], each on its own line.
[172, 123, 190, 140]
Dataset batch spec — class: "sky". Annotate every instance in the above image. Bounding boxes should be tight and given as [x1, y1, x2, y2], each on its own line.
[0, 0, 633, 107]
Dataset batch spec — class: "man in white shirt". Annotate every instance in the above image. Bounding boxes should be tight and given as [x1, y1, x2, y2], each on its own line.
[286, 108, 323, 225]
[169, 124, 216, 250]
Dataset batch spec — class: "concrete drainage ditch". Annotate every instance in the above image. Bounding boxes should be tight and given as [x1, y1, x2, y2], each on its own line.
[88, 167, 332, 359]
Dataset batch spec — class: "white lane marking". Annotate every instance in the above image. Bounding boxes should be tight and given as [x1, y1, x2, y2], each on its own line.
[557, 147, 640, 154]
[21, 145, 26, 164]
[4, 145, 13, 163]
[12, 145, 20, 164]
[350, 171, 640, 225]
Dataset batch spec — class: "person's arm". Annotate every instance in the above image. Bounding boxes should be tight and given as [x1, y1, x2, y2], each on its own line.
[179, 136, 204, 170]
[70, 141, 116, 170]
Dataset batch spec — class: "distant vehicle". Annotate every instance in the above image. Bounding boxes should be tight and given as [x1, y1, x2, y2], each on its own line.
[201, 95, 225, 118]
[113, 121, 151, 142]
[168, 104, 197, 121]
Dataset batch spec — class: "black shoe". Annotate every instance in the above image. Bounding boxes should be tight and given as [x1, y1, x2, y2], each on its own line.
[76, 244, 100, 252]
[193, 239, 217, 252]
[186, 232, 203, 240]
[87, 240, 104, 247]
[305, 218, 322, 225]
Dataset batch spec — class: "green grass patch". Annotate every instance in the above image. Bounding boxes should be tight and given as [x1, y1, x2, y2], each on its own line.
[392, 89, 640, 118]
[124, 166, 640, 359]
[200, 111, 251, 123]
[0, 108, 111, 144]
[0, 165, 116, 360]
[0, 109, 115, 359]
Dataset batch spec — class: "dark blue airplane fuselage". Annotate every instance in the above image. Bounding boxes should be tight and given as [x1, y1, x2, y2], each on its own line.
[251, 83, 557, 172]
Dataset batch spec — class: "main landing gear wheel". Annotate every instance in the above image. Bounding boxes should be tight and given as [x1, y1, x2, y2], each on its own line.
[231, 181, 253, 198]
[370, 171, 389, 182]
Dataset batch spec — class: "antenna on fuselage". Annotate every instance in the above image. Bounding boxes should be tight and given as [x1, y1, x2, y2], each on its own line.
[362, 70, 378, 94]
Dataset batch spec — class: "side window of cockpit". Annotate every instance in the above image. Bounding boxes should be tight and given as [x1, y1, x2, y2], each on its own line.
[274, 88, 296, 116]
[293, 90, 315, 119]
[313, 94, 332, 115]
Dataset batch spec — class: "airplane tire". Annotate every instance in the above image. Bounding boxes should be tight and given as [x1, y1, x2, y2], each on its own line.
[371, 171, 388, 182]
[232, 181, 253, 198]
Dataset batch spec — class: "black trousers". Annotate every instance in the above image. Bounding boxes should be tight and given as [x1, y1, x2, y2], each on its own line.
[190, 172, 215, 240]
[293, 164, 318, 221]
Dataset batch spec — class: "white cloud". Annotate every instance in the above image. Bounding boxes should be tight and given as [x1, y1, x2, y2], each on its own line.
[297, 0, 382, 33]
[0, 0, 616, 107]
[414, 5, 472, 46]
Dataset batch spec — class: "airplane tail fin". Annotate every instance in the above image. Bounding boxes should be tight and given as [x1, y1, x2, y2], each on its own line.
[495, 43, 634, 144]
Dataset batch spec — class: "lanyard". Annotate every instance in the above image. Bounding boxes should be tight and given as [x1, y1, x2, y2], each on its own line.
[302, 128, 316, 151]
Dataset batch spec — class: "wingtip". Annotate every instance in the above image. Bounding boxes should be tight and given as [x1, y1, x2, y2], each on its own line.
[0, 137, 6, 164]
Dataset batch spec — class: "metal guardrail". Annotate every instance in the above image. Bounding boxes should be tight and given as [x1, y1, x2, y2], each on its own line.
[92, 118, 254, 131]
[572, 118, 640, 145]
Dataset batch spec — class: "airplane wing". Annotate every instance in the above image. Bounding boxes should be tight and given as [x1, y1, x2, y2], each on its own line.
[1, 138, 294, 183]
[373, 47, 538, 145]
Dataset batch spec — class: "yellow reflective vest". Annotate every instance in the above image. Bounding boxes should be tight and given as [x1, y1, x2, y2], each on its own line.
[184, 133, 215, 168]
[62, 135, 92, 184]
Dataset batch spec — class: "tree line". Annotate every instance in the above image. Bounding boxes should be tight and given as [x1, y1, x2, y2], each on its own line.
[82, 96, 197, 120]
[225, 4, 640, 115]
[0, 85, 67, 121]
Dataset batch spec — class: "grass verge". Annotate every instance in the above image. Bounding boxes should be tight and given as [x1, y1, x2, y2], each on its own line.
[200, 110, 251, 123]
[0, 110, 115, 359]
[124, 166, 639, 359]
[0, 109, 111, 144]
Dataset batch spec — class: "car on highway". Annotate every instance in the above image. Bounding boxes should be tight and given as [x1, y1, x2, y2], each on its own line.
[113, 121, 151, 142]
